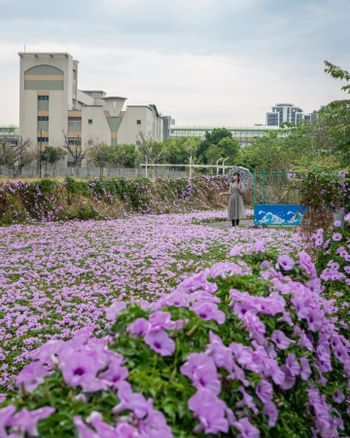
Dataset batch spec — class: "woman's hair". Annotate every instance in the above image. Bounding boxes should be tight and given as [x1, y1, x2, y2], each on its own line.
[232, 172, 240, 182]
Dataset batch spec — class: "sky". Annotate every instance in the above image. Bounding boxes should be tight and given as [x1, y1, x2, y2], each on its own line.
[0, 0, 349, 126]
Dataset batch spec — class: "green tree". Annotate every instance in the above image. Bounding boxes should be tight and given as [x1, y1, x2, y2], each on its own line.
[205, 144, 222, 164]
[87, 143, 112, 177]
[324, 60, 350, 94]
[197, 128, 233, 163]
[109, 144, 139, 168]
[238, 133, 291, 171]
[40, 146, 66, 176]
[163, 137, 200, 164]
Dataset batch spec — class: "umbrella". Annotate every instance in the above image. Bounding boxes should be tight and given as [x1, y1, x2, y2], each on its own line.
[226, 166, 253, 190]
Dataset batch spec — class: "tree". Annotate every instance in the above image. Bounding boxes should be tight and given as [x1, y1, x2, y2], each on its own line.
[205, 144, 222, 164]
[217, 137, 240, 162]
[163, 137, 201, 164]
[324, 60, 350, 94]
[197, 128, 233, 163]
[238, 133, 291, 171]
[108, 144, 139, 168]
[62, 131, 85, 177]
[0, 137, 35, 177]
[40, 146, 66, 177]
[87, 143, 112, 177]
[136, 133, 165, 178]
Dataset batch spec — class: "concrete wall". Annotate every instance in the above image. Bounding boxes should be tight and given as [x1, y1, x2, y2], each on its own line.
[118, 106, 165, 144]
[81, 106, 111, 146]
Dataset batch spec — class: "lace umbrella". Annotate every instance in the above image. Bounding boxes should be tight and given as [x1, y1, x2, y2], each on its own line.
[226, 166, 253, 190]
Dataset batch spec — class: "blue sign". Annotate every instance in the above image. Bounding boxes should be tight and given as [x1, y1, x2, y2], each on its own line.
[254, 204, 308, 226]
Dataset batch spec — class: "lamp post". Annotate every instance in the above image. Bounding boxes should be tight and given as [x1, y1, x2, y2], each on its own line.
[216, 158, 223, 175]
[222, 157, 229, 175]
[39, 130, 43, 178]
[145, 155, 148, 178]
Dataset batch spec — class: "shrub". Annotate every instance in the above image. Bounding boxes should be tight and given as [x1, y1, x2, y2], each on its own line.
[1, 248, 349, 437]
[313, 212, 350, 340]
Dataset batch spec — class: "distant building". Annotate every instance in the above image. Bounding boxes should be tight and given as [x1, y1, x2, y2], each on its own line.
[170, 125, 280, 146]
[18, 52, 172, 164]
[266, 103, 304, 126]
[303, 111, 318, 122]
[0, 126, 20, 145]
[118, 105, 173, 144]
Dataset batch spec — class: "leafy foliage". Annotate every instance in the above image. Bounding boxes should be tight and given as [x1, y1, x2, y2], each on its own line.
[1, 246, 349, 437]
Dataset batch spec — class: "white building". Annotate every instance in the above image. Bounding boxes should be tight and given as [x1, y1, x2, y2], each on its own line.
[18, 52, 172, 163]
[266, 103, 304, 126]
[170, 125, 280, 146]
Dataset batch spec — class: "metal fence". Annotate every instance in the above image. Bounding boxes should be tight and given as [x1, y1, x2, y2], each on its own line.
[0, 162, 231, 179]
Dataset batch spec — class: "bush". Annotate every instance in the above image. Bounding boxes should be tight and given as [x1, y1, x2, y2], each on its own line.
[0, 175, 229, 224]
[2, 247, 349, 437]
[298, 167, 350, 233]
[313, 212, 350, 340]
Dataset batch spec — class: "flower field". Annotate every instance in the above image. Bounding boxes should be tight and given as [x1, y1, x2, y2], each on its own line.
[1, 211, 349, 437]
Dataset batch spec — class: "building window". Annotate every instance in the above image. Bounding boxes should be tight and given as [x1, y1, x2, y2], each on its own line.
[87, 140, 93, 145]
[38, 95, 49, 101]
[37, 137, 49, 143]
[136, 120, 141, 125]
[88, 119, 93, 124]
[37, 116, 49, 121]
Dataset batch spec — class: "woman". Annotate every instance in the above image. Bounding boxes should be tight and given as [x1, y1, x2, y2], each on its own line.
[220, 172, 246, 227]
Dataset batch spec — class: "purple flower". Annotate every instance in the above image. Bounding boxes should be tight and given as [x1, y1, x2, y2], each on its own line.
[207, 331, 233, 370]
[59, 347, 108, 392]
[113, 381, 150, 419]
[233, 417, 260, 438]
[308, 387, 339, 437]
[263, 400, 278, 427]
[148, 311, 173, 331]
[127, 318, 149, 337]
[8, 406, 55, 437]
[298, 251, 317, 278]
[237, 387, 258, 414]
[180, 353, 221, 394]
[138, 403, 173, 438]
[191, 301, 225, 325]
[105, 301, 126, 322]
[144, 330, 175, 356]
[16, 361, 52, 393]
[332, 232, 342, 242]
[98, 358, 128, 388]
[188, 389, 229, 434]
[270, 330, 292, 350]
[229, 245, 242, 257]
[285, 353, 300, 377]
[0, 405, 16, 437]
[277, 255, 295, 271]
[300, 357, 312, 381]
[333, 390, 345, 404]
[254, 240, 266, 253]
[255, 379, 273, 404]
[74, 415, 98, 438]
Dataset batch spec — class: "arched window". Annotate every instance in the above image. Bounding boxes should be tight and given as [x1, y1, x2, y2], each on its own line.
[24, 65, 64, 90]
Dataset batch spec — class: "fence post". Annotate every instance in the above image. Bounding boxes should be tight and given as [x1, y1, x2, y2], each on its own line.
[189, 155, 193, 178]
[262, 170, 266, 204]
[145, 156, 148, 178]
[253, 168, 257, 206]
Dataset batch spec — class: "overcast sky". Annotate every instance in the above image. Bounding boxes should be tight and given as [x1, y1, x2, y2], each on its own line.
[0, 0, 349, 126]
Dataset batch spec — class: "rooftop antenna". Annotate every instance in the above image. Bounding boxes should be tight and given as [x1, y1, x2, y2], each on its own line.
[23, 43, 26, 52]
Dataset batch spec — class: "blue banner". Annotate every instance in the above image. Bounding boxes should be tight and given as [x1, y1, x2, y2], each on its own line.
[254, 204, 308, 226]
